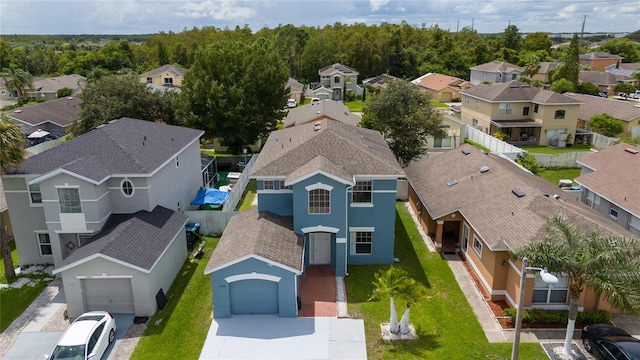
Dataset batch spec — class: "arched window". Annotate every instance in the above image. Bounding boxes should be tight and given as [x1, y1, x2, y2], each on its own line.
[308, 189, 330, 214]
[554, 110, 566, 119]
[121, 179, 134, 197]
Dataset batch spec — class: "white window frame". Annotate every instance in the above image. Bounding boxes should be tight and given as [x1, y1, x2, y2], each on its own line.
[464, 95, 470, 104]
[628, 215, 640, 236]
[609, 205, 619, 220]
[121, 179, 134, 197]
[433, 136, 452, 149]
[585, 190, 601, 208]
[263, 180, 274, 190]
[36, 232, 52, 256]
[472, 119, 479, 128]
[306, 183, 332, 215]
[175, 156, 180, 168]
[164, 77, 173, 85]
[534, 104, 539, 113]
[498, 103, 513, 115]
[28, 182, 42, 205]
[278, 180, 287, 190]
[554, 110, 566, 120]
[475, 99, 479, 109]
[472, 234, 482, 258]
[77, 233, 92, 247]
[349, 227, 374, 255]
[352, 181, 372, 204]
[57, 187, 82, 214]
[532, 273, 569, 304]
[462, 223, 470, 252]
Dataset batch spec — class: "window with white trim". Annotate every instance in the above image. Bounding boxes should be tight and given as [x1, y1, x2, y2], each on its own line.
[532, 273, 568, 303]
[77, 234, 92, 247]
[472, 234, 482, 257]
[534, 104, 539, 113]
[462, 223, 470, 252]
[175, 156, 180, 167]
[352, 181, 372, 203]
[498, 103, 513, 115]
[37, 232, 52, 256]
[433, 136, 452, 148]
[554, 110, 565, 119]
[585, 190, 601, 208]
[263, 180, 274, 190]
[309, 189, 330, 214]
[278, 181, 288, 190]
[57, 188, 81, 213]
[511, 73, 517, 80]
[464, 95, 470, 104]
[609, 205, 619, 220]
[29, 183, 42, 204]
[351, 231, 372, 254]
[121, 179, 134, 197]
[628, 215, 640, 236]
[472, 119, 479, 128]
[475, 99, 479, 109]
[164, 78, 173, 85]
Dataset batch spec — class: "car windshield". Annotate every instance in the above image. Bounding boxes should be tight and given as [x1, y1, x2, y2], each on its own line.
[49, 344, 86, 360]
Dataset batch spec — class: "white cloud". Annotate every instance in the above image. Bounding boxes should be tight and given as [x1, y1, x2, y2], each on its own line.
[370, 0, 390, 12]
[179, 0, 256, 20]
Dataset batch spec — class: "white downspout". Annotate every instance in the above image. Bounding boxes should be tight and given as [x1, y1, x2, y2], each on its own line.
[345, 180, 354, 276]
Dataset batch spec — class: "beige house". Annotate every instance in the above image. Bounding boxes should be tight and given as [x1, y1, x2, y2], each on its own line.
[459, 81, 582, 147]
[531, 62, 561, 84]
[411, 73, 473, 102]
[568, 93, 640, 137]
[283, 99, 358, 128]
[25, 74, 87, 101]
[138, 64, 185, 87]
[405, 144, 635, 312]
[579, 71, 635, 96]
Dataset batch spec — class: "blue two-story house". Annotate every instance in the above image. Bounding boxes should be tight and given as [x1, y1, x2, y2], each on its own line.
[205, 119, 405, 318]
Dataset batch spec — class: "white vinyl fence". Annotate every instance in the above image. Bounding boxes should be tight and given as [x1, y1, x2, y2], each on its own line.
[465, 126, 524, 154]
[222, 153, 257, 212]
[590, 133, 616, 149]
[25, 138, 64, 155]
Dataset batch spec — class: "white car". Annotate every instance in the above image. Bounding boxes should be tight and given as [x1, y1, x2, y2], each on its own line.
[46, 311, 116, 360]
[287, 99, 297, 108]
[311, 97, 320, 104]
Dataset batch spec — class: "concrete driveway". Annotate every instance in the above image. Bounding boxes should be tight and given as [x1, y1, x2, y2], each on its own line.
[1, 313, 133, 360]
[199, 315, 366, 360]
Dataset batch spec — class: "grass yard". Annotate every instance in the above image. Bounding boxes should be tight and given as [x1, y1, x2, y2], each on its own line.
[345, 203, 548, 359]
[237, 179, 257, 211]
[345, 101, 365, 112]
[130, 236, 219, 360]
[539, 168, 582, 187]
[521, 145, 592, 154]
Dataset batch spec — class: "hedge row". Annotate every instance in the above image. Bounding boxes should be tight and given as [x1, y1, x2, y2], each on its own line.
[503, 308, 611, 325]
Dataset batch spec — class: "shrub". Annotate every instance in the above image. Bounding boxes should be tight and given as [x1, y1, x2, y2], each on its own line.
[492, 131, 509, 141]
[503, 308, 610, 325]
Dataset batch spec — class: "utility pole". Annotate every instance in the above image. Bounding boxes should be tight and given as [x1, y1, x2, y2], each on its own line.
[471, 18, 474, 31]
[579, 15, 586, 48]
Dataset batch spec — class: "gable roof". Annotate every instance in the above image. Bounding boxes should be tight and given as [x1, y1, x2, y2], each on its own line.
[618, 63, 640, 71]
[139, 64, 186, 78]
[251, 120, 404, 184]
[579, 52, 623, 61]
[287, 78, 304, 93]
[405, 144, 633, 251]
[412, 73, 471, 91]
[205, 209, 303, 274]
[7, 96, 81, 128]
[31, 74, 86, 93]
[576, 143, 640, 217]
[470, 61, 522, 73]
[283, 99, 358, 128]
[53, 206, 188, 274]
[7, 118, 203, 184]
[579, 71, 632, 86]
[461, 81, 582, 105]
[537, 62, 561, 74]
[566, 93, 640, 122]
[318, 63, 359, 76]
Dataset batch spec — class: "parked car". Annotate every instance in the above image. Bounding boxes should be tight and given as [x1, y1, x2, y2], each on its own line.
[46, 311, 117, 360]
[581, 323, 640, 360]
[597, 92, 608, 98]
[287, 99, 297, 108]
[311, 97, 320, 104]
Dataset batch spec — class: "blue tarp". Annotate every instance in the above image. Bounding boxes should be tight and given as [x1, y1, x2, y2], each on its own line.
[191, 188, 229, 206]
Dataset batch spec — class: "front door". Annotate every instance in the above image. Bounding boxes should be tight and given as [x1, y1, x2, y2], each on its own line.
[309, 233, 331, 265]
[332, 88, 342, 101]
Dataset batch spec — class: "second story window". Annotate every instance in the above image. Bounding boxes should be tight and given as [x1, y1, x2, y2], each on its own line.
[498, 103, 512, 115]
[146, 77, 152, 84]
[57, 187, 81, 213]
[263, 180, 274, 190]
[534, 104, 539, 113]
[175, 156, 180, 168]
[334, 75, 340, 84]
[523, 107, 530, 116]
[278, 181, 288, 190]
[29, 183, 42, 204]
[353, 181, 372, 203]
[475, 99, 479, 109]
[164, 78, 173, 85]
[309, 189, 330, 214]
[554, 110, 566, 119]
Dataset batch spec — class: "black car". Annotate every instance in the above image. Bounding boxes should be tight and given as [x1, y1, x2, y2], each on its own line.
[582, 324, 640, 360]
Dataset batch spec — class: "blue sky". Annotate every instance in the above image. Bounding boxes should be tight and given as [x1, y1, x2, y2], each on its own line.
[0, 0, 637, 35]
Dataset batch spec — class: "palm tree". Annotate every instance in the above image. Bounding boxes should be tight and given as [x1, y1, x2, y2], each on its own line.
[515, 214, 640, 355]
[1, 64, 33, 102]
[369, 266, 414, 334]
[0, 115, 26, 280]
[399, 278, 429, 334]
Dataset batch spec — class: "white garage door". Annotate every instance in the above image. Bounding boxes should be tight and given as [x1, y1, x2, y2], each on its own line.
[83, 278, 135, 313]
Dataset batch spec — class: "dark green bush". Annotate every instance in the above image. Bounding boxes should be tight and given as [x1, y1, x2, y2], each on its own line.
[504, 308, 610, 325]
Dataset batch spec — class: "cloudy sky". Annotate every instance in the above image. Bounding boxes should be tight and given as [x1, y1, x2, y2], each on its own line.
[0, 0, 637, 35]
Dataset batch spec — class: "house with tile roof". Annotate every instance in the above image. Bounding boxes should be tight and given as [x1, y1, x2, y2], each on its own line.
[411, 73, 473, 102]
[567, 93, 640, 139]
[579, 71, 635, 96]
[283, 99, 358, 128]
[469, 61, 523, 85]
[579, 52, 623, 71]
[313, 63, 359, 101]
[5, 95, 81, 139]
[2, 118, 204, 317]
[575, 143, 640, 236]
[405, 144, 636, 312]
[459, 81, 582, 147]
[138, 64, 186, 87]
[205, 119, 404, 318]
[25, 74, 86, 102]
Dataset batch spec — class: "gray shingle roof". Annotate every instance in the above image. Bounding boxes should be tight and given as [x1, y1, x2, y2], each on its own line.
[579, 52, 623, 60]
[318, 63, 359, 75]
[567, 93, 640, 122]
[7, 96, 81, 128]
[470, 61, 522, 73]
[283, 100, 359, 128]
[537, 62, 561, 74]
[139, 64, 186, 78]
[405, 144, 633, 251]
[461, 81, 582, 104]
[205, 209, 303, 273]
[251, 120, 404, 182]
[576, 143, 640, 217]
[32, 74, 86, 93]
[56, 206, 189, 272]
[579, 71, 632, 86]
[8, 118, 203, 183]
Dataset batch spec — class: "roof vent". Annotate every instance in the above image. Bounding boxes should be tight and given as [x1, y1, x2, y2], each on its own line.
[462, 149, 471, 155]
[624, 148, 639, 154]
[512, 189, 526, 198]
[13, 109, 22, 113]
[67, 96, 74, 100]
[480, 166, 489, 173]
[447, 179, 458, 186]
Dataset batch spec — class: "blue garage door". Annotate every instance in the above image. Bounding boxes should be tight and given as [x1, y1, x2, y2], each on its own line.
[230, 279, 279, 314]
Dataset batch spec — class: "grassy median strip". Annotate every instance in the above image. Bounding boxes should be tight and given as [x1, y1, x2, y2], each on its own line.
[345, 203, 549, 359]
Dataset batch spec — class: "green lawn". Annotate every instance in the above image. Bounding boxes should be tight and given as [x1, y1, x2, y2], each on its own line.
[521, 145, 592, 154]
[539, 168, 582, 187]
[345, 203, 548, 360]
[130, 236, 219, 360]
[431, 100, 450, 108]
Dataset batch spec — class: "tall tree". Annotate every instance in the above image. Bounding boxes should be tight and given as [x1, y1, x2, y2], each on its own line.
[502, 24, 522, 52]
[0, 114, 25, 280]
[555, 33, 580, 87]
[600, 38, 640, 63]
[515, 214, 640, 356]
[521, 32, 552, 54]
[1, 64, 33, 102]
[361, 79, 445, 167]
[177, 39, 289, 152]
